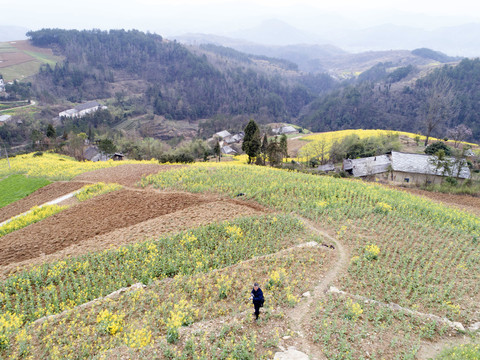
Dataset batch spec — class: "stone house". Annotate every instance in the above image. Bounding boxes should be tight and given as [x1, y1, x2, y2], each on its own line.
[343, 151, 471, 185]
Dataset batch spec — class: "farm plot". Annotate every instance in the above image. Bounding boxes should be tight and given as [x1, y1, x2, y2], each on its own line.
[0, 51, 34, 68]
[73, 163, 182, 187]
[0, 181, 84, 222]
[0, 216, 333, 359]
[143, 164, 480, 358]
[0, 189, 216, 266]
[391, 186, 480, 217]
[0, 174, 51, 211]
[0, 198, 267, 278]
[0, 152, 164, 180]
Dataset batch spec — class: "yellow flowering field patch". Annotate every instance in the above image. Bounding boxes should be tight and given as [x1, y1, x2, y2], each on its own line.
[0, 152, 158, 180]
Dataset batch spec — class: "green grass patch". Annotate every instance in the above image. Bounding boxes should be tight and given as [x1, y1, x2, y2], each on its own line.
[421, 180, 480, 196]
[22, 51, 60, 66]
[0, 60, 43, 82]
[0, 174, 50, 208]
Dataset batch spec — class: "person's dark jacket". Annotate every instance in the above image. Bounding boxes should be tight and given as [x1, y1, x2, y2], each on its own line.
[251, 287, 264, 305]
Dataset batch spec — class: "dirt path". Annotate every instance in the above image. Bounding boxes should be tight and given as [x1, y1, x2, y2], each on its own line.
[282, 217, 349, 360]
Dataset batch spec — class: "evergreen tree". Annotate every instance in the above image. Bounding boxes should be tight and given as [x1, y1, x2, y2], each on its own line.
[242, 119, 261, 164]
[213, 140, 221, 162]
[261, 134, 269, 165]
[279, 134, 288, 159]
[267, 137, 282, 166]
[46, 124, 56, 139]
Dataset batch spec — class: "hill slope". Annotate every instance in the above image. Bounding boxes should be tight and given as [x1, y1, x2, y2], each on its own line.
[299, 58, 480, 142]
[27, 29, 317, 123]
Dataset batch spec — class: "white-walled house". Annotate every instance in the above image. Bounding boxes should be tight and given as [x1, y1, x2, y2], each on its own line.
[59, 101, 106, 118]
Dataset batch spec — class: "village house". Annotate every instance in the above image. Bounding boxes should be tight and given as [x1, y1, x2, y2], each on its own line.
[214, 130, 231, 140]
[343, 151, 471, 185]
[59, 101, 106, 118]
[272, 126, 298, 135]
[212, 130, 244, 148]
[0, 78, 5, 92]
[221, 145, 237, 155]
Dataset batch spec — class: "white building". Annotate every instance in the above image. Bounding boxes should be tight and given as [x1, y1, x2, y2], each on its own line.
[0, 79, 5, 92]
[59, 101, 105, 118]
[272, 126, 298, 135]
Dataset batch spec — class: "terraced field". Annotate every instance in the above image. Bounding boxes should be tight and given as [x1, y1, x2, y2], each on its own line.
[0, 153, 479, 359]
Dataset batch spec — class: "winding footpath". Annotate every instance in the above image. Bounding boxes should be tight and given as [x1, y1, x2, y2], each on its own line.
[278, 217, 349, 360]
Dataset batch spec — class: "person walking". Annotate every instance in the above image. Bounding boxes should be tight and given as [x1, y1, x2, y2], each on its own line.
[250, 282, 264, 321]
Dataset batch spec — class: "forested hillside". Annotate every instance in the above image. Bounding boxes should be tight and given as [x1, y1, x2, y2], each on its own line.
[28, 29, 318, 122]
[299, 58, 480, 142]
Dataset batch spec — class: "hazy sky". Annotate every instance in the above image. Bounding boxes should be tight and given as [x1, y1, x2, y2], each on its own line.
[2, 0, 480, 36]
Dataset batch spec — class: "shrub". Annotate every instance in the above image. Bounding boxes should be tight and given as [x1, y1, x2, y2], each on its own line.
[425, 141, 451, 156]
[444, 177, 458, 186]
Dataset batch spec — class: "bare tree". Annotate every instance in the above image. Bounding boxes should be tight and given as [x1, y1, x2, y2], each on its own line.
[420, 76, 458, 146]
[447, 124, 473, 148]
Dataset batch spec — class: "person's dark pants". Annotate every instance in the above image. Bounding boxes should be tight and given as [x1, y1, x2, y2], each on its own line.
[254, 303, 261, 319]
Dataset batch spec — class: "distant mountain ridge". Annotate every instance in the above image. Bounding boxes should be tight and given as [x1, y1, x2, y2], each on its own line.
[177, 18, 480, 58]
[175, 33, 457, 77]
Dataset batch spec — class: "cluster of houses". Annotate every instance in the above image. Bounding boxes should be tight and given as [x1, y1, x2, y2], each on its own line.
[59, 101, 107, 118]
[317, 151, 471, 185]
[213, 130, 245, 155]
[212, 125, 299, 155]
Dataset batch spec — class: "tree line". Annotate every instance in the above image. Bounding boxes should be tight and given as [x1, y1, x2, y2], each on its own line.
[27, 29, 316, 122]
[299, 58, 480, 142]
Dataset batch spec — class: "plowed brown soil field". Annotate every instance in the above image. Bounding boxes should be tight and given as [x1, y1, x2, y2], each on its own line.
[73, 164, 181, 187]
[0, 189, 213, 266]
[1, 198, 266, 277]
[0, 182, 85, 223]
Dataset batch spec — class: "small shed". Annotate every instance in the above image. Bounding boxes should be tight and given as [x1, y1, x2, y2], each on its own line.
[112, 153, 125, 161]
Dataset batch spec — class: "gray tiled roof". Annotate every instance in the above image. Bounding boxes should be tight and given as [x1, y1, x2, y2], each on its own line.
[349, 154, 391, 177]
[391, 151, 470, 179]
[345, 151, 471, 179]
[215, 130, 231, 139]
[74, 101, 101, 112]
[221, 145, 237, 154]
